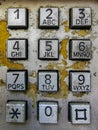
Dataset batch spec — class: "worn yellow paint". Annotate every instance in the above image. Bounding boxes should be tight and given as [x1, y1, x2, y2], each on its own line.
[0, 79, 5, 86]
[62, 21, 70, 32]
[72, 30, 91, 37]
[69, 61, 88, 70]
[60, 38, 69, 59]
[0, 21, 24, 69]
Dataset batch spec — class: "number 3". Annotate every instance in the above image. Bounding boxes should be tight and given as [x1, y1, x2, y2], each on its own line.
[79, 9, 85, 19]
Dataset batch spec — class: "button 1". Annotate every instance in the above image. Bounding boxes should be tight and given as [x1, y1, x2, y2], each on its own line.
[39, 8, 59, 29]
[68, 102, 91, 124]
[69, 39, 92, 60]
[69, 8, 92, 29]
[38, 39, 59, 60]
[7, 39, 28, 60]
[69, 71, 91, 92]
[37, 101, 58, 124]
[38, 70, 59, 92]
[8, 8, 28, 29]
[7, 70, 28, 91]
[6, 100, 27, 123]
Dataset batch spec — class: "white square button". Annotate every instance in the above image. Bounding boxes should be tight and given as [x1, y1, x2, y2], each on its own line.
[69, 102, 91, 124]
[70, 8, 92, 29]
[7, 70, 28, 91]
[39, 8, 59, 29]
[69, 71, 91, 92]
[6, 100, 27, 123]
[38, 70, 59, 92]
[7, 39, 28, 60]
[8, 8, 28, 29]
[38, 39, 59, 60]
[69, 39, 92, 60]
[38, 101, 58, 124]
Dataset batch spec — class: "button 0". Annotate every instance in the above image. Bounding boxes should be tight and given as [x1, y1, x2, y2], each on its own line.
[38, 70, 59, 92]
[68, 102, 91, 124]
[7, 70, 28, 91]
[69, 71, 91, 92]
[6, 100, 27, 123]
[8, 8, 28, 29]
[39, 8, 59, 29]
[69, 39, 92, 60]
[38, 39, 59, 60]
[7, 39, 28, 60]
[69, 8, 92, 29]
[37, 101, 58, 124]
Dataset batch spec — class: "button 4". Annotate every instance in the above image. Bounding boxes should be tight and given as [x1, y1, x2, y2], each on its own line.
[69, 8, 92, 29]
[38, 70, 59, 92]
[8, 8, 28, 29]
[7, 39, 28, 60]
[68, 102, 91, 124]
[7, 70, 28, 91]
[37, 101, 58, 124]
[69, 71, 91, 92]
[69, 39, 92, 60]
[6, 100, 27, 123]
[38, 39, 59, 60]
[39, 8, 59, 29]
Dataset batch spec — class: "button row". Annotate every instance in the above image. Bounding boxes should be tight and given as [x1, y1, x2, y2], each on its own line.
[7, 7, 92, 29]
[6, 70, 91, 92]
[7, 39, 92, 60]
[6, 100, 91, 124]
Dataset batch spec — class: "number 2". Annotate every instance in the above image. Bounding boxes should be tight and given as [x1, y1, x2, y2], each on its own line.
[46, 9, 52, 19]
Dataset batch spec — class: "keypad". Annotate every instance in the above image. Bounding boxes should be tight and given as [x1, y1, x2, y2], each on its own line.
[39, 8, 59, 29]
[6, 100, 27, 123]
[69, 8, 92, 29]
[68, 102, 91, 124]
[8, 8, 28, 29]
[7, 70, 28, 91]
[37, 101, 58, 124]
[69, 39, 92, 60]
[38, 39, 59, 60]
[38, 70, 59, 92]
[5, 5, 93, 126]
[7, 39, 28, 60]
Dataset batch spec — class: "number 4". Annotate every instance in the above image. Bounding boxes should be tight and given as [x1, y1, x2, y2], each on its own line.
[13, 41, 20, 51]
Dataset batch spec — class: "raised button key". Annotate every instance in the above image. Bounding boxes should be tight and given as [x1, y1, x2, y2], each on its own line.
[7, 39, 28, 60]
[69, 71, 91, 92]
[38, 70, 59, 92]
[69, 39, 92, 60]
[8, 8, 28, 29]
[6, 100, 27, 123]
[39, 8, 59, 29]
[37, 101, 58, 124]
[38, 39, 59, 60]
[68, 102, 91, 124]
[7, 70, 28, 91]
[69, 8, 92, 29]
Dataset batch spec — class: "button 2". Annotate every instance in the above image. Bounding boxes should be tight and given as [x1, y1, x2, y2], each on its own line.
[68, 102, 91, 124]
[69, 71, 91, 92]
[69, 39, 92, 60]
[69, 8, 92, 29]
[37, 101, 58, 124]
[7, 70, 28, 91]
[8, 8, 28, 29]
[38, 70, 59, 92]
[7, 39, 28, 60]
[39, 8, 59, 29]
[6, 100, 27, 123]
[38, 39, 59, 60]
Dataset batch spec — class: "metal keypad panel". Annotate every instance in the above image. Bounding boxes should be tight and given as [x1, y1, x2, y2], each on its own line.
[0, 0, 98, 130]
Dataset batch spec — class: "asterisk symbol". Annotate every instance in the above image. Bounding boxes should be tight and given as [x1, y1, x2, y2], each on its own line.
[9, 108, 21, 119]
